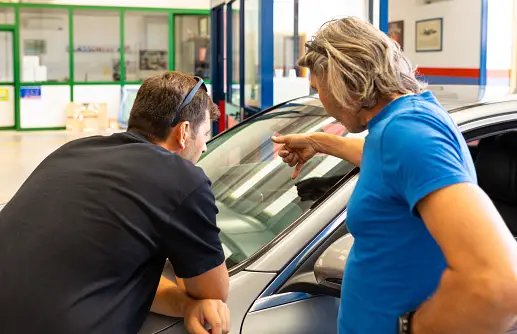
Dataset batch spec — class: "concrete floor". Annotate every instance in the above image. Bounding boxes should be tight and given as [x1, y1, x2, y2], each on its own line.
[0, 130, 116, 204]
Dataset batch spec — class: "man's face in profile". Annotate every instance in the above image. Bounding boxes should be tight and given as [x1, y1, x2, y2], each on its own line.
[179, 109, 211, 163]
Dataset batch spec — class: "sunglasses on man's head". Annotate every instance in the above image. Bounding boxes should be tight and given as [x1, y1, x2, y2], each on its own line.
[170, 76, 208, 126]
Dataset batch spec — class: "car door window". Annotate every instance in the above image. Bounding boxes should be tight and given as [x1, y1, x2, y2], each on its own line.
[198, 98, 356, 269]
[466, 129, 517, 236]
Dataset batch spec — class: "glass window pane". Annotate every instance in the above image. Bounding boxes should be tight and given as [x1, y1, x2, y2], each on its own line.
[0, 31, 14, 82]
[174, 15, 210, 80]
[244, 0, 260, 108]
[230, 1, 240, 106]
[20, 8, 69, 82]
[74, 10, 120, 82]
[125, 11, 168, 81]
[274, 0, 311, 105]
[274, 0, 295, 78]
[0, 7, 15, 25]
[199, 100, 355, 268]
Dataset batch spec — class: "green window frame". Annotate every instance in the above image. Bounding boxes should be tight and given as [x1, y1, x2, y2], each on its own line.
[0, 2, 209, 130]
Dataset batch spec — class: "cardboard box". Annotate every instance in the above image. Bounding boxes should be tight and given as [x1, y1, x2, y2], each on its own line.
[66, 102, 108, 132]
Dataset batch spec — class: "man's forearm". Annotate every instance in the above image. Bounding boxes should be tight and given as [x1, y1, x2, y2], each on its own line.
[309, 133, 364, 167]
[412, 269, 517, 334]
[151, 276, 193, 317]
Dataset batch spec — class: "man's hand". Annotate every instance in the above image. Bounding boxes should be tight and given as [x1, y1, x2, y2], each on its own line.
[151, 276, 230, 334]
[272, 134, 319, 179]
[184, 299, 230, 334]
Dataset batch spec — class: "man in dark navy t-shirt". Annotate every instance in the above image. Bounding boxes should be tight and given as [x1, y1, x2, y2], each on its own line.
[0, 72, 229, 334]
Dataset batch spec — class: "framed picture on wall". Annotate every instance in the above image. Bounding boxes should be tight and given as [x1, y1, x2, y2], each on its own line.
[388, 21, 404, 50]
[24, 39, 47, 56]
[415, 18, 443, 52]
[139, 50, 168, 71]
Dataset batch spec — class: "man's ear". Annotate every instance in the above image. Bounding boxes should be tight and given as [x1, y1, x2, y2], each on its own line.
[175, 121, 191, 149]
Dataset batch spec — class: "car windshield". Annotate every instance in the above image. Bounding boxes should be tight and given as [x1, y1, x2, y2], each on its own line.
[198, 97, 356, 269]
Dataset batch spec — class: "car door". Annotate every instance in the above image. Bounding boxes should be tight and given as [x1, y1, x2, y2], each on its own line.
[140, 170, 359, 334]
[239, 175, 358, 334]
[456, 103, 517, 239]
[238, 103, 517, 334]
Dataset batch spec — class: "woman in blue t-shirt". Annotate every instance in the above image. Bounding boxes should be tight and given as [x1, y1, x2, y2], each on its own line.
[273, 17, 517, 334]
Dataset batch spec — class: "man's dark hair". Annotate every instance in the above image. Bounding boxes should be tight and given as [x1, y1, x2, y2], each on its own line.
[127, 71, 220, 141]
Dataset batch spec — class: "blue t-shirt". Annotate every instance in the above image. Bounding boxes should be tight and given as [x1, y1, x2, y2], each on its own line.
[338, 91, 476, 333]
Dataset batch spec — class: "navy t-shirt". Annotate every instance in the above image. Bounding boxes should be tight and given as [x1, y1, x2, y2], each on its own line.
[339, 91, 476, 333]
[0, 131, 225, 334]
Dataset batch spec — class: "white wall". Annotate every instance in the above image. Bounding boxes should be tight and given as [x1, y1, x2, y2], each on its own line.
[486, 0, 514, 85]
[487, 0, 513, 70]
[20, 85, 70, 128]
[0, 7, 15, 24]
[273, 0, 293, 34]
[273, 0, 367, 104]
[0, 86, 15, 127]
[73, 85, 121, 120]
[298, 0, 367, 38]
[20, 0, 209, 9]
[389, 0, 481, 69]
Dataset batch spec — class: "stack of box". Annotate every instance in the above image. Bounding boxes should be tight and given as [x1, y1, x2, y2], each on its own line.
[65, 102, 109, 132]
[22, 56, 48, 82]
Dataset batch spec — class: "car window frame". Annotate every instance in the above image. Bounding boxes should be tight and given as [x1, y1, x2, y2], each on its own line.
[202, 96, 353, 276]
[227, 167, 359, 276]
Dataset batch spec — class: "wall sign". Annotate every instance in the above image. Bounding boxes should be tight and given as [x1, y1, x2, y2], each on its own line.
[21, 86, 42, 99]
[0, 88, 9, 101]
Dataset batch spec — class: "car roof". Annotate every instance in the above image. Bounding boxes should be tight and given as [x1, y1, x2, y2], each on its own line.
[298, 85, 517, 111]
[267, 85, 517, 135]
[427, 85, 517, 111]
[285, 85, 517, 121]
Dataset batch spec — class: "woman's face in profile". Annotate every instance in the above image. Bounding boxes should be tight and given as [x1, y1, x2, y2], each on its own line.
[310, 74, 366, 133]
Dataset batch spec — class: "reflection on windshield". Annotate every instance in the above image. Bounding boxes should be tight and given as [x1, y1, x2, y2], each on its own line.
[198, 98, 355, 269]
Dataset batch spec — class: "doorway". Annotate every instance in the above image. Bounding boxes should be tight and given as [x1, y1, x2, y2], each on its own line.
[0, 29, 15, 129]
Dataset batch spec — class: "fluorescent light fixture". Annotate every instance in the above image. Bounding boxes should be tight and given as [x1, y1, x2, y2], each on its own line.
[229, 117, 336, 200]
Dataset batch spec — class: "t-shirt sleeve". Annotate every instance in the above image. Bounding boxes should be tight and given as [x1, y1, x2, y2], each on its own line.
[381, 111, 475, 214]
[162, 179, 225, 278]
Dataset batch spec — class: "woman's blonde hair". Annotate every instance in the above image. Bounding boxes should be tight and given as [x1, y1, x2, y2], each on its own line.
[298, 17, 425, 109]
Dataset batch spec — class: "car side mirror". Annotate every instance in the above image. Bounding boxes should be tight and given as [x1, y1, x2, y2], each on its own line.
[314, 234, 354, 291]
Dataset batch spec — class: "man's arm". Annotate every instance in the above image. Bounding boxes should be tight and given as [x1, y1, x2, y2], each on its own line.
[163, 179, 229, 300]
[155, 177, 230, 333]
[151, 276, 191, 317]
[151, 274, 230, 334]
[413, 183, 517, 333]
[181, 263, 229, 302]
